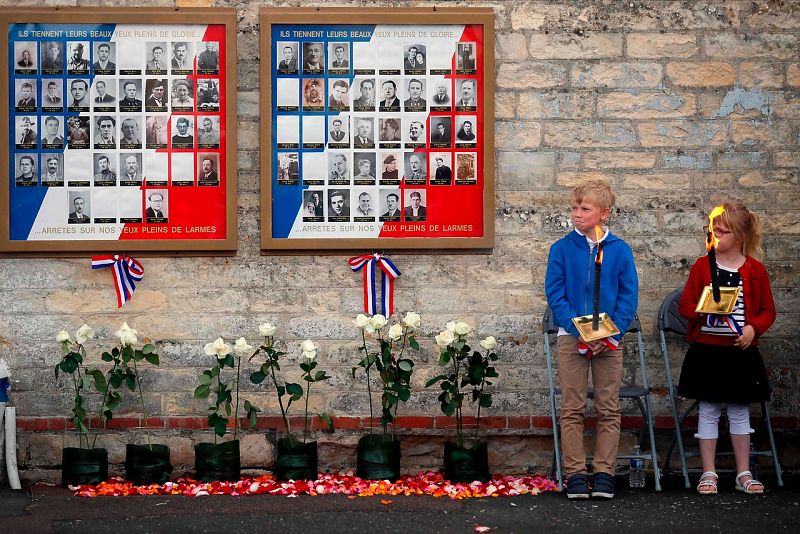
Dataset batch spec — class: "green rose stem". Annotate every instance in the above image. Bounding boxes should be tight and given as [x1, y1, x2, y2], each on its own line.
[90, 356, 121, 450]
[71, 361, 89, 449]
[265, 339, 294, 447]
[131, 357, 151, 449]
[234, 352, 242, 440]
[303, 369, 311, 444]
[360, 329, 375, 436]
[450, 342, 464, 448]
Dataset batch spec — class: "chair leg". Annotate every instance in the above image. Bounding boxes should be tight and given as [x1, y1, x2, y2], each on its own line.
[761, 402, 784, 487]
[550, 397, 563, 489]
[643, 395, 662, 491]
[669, 386, 691, 489]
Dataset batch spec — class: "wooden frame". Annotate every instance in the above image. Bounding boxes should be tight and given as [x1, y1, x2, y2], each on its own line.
[0, 7, 238, 255]
[260, 7, 495, 252]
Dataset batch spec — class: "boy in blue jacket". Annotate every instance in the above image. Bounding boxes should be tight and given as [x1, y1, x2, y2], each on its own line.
[545, 179, 638, 500]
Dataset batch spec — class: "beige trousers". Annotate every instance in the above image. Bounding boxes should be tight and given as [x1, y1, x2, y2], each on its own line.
[557, 335, 623, 476]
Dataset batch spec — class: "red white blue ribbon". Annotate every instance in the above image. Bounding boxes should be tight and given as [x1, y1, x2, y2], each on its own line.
[91, 255, 144, 308]
[704, 314, 744, 336]
[577, 336, 619, 360]
[347, 253, 401, 317]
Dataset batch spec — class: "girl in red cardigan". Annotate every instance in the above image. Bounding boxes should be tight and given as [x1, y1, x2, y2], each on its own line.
[677, 201, 775, 495]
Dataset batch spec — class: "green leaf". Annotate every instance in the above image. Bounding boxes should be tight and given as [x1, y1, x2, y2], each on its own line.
[89, 369, 107, 393]
[193, 384, 210, 398]
[198, 371, 213, 385]
[101, 352, 114, 362]
[398, 388, 411, 402]
[142, 344, 155, 354]
[59, 356, 78, 374]
[213, 420, 228, 438]
[409, 337, 420, 350]
[479, 393, 492, 408]
[222, 353, 235, 368]
[314, 370, 329, 382]
[300, 362, 310, 373]
[250, 371, 266, 385]
[286, 383, 303, 397]
[438, 351, 451, 366]
[276, 385, 286, 397]
[318, 412, 335, 433]
[144, 353, 160, 365]
[125, 374, 136, 391]
[425, 375, 443, 388]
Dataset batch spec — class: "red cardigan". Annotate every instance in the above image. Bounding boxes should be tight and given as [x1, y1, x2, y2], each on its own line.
[678, 255, 776, 346]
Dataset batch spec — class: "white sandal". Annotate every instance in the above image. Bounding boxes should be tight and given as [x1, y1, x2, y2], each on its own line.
[735, 471, 764, 494]
[697, 471, 718, 495]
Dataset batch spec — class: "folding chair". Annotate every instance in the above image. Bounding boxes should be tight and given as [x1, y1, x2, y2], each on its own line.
[544, 307, 661, 491]
[658, 288, 784, 488]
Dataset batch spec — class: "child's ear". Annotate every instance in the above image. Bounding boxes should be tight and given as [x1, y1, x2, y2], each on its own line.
[601, 207, 611, 221]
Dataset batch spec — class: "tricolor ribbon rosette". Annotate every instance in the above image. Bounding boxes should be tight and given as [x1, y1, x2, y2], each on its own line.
[91, 255, 144, 308]
[347, 253, 401, 318]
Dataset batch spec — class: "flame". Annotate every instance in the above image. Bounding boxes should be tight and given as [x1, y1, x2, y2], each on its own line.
[594, 225, 603, 265]
[706, 205, 726, 251]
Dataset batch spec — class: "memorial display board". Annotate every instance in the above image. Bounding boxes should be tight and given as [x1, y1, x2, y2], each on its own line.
[260, 8, 495, 251]
[0, 8, 238, 254]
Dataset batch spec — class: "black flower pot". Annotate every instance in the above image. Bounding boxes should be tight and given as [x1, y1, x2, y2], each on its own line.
[194, 440, 240, 482]
[125, 444, 173, 485]
[357, 434, 401, 481]
[444, 441, 490, 483]
[274, 437, 318, 481]
[61, 447, 108, 487]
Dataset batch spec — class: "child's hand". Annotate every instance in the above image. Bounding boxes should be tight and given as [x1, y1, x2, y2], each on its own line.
[587, 339, 607, 355]
[734, 325, 756, 349]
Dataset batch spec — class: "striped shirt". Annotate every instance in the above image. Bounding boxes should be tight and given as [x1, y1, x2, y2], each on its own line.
[701, 263, 745, 336]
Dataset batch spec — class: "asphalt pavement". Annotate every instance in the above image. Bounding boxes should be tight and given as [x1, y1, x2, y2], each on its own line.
[1, 473, 797, 533]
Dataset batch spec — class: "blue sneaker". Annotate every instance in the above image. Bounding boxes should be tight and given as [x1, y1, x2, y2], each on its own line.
[590, 472, 615, 499]
[566, 473, 590, 499]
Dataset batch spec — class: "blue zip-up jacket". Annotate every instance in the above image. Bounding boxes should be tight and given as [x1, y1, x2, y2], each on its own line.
[544, 229, 638, 341]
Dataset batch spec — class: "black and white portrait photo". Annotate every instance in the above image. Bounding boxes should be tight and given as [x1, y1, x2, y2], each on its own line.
[277, 42, 299, 74]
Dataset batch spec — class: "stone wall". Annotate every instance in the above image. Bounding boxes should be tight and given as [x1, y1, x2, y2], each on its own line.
[1, 0, 799, 483]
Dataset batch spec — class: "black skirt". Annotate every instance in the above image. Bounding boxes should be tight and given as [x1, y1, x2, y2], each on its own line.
[678, 342, 770, 403]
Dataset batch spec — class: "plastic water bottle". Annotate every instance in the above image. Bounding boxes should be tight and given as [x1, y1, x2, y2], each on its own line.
[629, 443, 645, 488]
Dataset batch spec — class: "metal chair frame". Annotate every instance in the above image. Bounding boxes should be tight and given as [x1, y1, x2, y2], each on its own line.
[657, 288, 784, 488]
[544, 308, 661, 491]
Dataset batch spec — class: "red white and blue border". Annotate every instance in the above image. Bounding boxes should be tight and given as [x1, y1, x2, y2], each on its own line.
[260, 8, 495, 251]
[0, 8, 238, 253]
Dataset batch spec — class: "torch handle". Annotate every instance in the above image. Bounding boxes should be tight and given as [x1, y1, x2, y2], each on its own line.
[592, 244, 602, 330]
[708, 244, 721, 303]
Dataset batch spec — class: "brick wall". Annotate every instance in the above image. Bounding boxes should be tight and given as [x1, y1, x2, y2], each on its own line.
[1, 0, 799, 483]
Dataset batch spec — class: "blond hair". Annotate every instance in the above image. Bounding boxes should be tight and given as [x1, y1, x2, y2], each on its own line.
[712, 201, 763, 260]
[571, 179, 616, 211]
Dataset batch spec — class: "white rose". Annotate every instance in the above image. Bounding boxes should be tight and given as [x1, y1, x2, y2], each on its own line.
[114, 322, 139, 346]
[402, 311, 421, 329]
[204, 337, 231, 357]
[120, 329, 138, 347]
[258, 322, 276, 337]
[300, 339, 318, 360]
[234, 337, 253, 356]
[75, 323, 95, 345]
[56, 329, 72, 343]
[445, 321, 457, 333]
[480, 336, 497, 350]
[388, 323, 404, 341]
[435, 330, 455, 348]
[369, 314, 387, 330]
[353, 314, 371, 329]
[454, 321, 471, 336]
